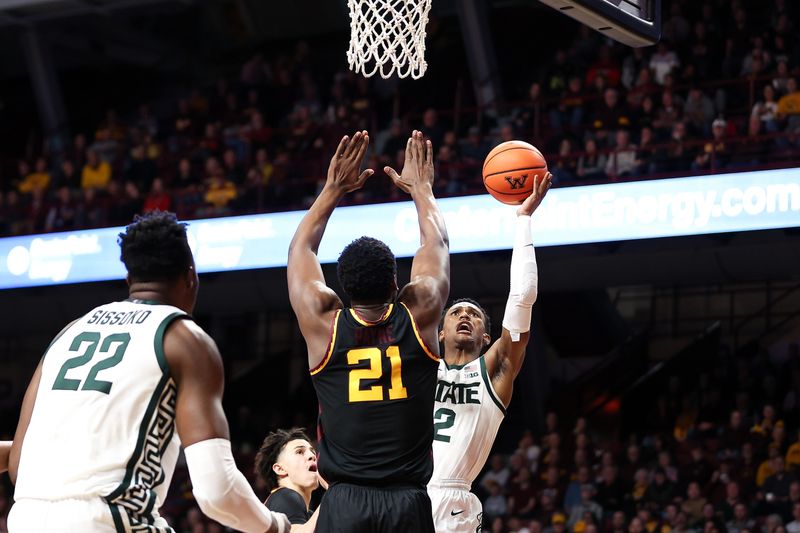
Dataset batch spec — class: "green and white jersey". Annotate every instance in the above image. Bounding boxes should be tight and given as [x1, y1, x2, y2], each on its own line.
[429, 355, 506, 488]
[14, 299, 187, 531]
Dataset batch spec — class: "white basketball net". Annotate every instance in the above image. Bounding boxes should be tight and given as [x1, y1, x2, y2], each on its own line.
[347, 0, 432, 79]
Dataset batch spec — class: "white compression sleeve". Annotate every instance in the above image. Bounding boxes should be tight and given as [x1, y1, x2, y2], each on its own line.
[184, 438, 290, 533]
[502, 215, 538, 341]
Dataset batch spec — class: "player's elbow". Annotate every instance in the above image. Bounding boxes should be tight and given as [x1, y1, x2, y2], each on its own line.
[192, 488, 239, 526]
[518, 277, 538, 306]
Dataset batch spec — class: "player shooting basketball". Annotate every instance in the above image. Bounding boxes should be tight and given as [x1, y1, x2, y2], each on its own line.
[287, 129, 449, 532]
[428, 172, 552, 533]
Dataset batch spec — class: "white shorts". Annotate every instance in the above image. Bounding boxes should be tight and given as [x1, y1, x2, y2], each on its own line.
[8, 497, 172, 532]
[428, 483, 483, 533]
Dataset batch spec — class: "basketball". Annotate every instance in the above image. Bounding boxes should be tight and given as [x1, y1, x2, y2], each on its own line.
[482, 140, 548, 205]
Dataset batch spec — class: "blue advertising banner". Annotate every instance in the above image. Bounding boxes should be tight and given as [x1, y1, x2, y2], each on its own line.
[1, 168, 798, 289]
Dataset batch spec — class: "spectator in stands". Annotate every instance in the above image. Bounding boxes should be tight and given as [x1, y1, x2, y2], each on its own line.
[460, 126, 490, 167]
[53, 159, 79, 190]
[81, 149, 112, 190]
[575, 137, 607, 182]
[378, 119, 407, 159]
[568, 484, 602, 530]
[125, 144, 157, 193]
[634, 95, 657, 132]
[586, 45, 621, 89]
[633, 126, 657, 176]
[645, 467, 675, 510]
[550, 76, 586, 134]
[90, 127, 119, 164]
[484, 479, 509, 524]
[565, 466, 592, 512]
[763, 456, 795, 504]
[765, 514, 785, 533]
[596, 464, 625, 512]
[518, 431, 542, 470]
[727, 502, 755, 533]
[608, 510, 627, 533]
[17, 157, 50, 195]
[591, 88, 631, 146]
[787, 503, 800, 533]
[545, 512, 567, 533]
[606, 130, 637, 179]
[777, 78, 800, 139]
[77, 186, 108, 229]
[653, 90, 683, 138]
[682, 482, 707, 525]
[422, 108, 445, 149]
[684, 87, 715, 137]
[111, 181, 142, 226]
[753, 85, 780, 133]
[713, 476, 740, 518]
[508, 467, 538, 519]
[142, 178, 172, 213]
[222, 147, 245, 184]
[539, 465, 565, 509]
[759, 445, 784, 488]
[649, 42, 680, 86]
[483, 454, 512, 491]
[693, 118, 729, 171]
[721, 410, 750, 459]
[687, 444, 713, 487]
[545, 49, 571, 96]
[551, 138, 578, 183]
[773, 61, 792, 96]
[44, 186, 76, 232]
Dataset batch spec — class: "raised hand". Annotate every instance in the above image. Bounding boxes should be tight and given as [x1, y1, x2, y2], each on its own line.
[517, 171, 552, 217]
[384, 130, 434, 194]
[326, 130, 374, 194]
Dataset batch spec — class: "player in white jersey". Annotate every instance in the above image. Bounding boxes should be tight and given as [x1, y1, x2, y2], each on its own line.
[8, 211, 292, 533]
[429, 172, 551, 533]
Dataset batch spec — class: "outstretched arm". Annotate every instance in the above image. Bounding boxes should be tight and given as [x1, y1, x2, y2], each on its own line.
[287, 131, 373, 368]
[484, 172, 552, 407]
[389, 131, 450, 349]
[167, 320, 291, 533]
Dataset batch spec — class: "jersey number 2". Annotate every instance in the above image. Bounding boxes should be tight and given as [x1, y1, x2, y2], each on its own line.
[52, 331, 131, 394]
[433, 407, 456, 442]
[347, 346, 408, 402]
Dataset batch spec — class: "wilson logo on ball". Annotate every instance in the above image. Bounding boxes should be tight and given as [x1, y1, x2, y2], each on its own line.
[483, 140, 547, 205]
[505, 175, 528, 189]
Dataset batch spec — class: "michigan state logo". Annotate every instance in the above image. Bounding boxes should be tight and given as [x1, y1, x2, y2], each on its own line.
[505, 174, 528, 189]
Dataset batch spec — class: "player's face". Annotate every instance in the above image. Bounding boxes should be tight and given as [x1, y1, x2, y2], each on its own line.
[276, 439, 319, 491]
[441, 302, 489, 348]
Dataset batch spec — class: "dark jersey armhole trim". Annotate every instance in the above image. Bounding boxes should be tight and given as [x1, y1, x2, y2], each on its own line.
[399, 302, 440, 363]
[154, 312, 190, 375]
[480, 355, 507, 416]
[310, 309, 342, 376]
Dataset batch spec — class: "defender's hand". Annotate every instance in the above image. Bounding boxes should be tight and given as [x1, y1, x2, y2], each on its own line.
[384, 130, 434, 194]
[326, 131, 374, 193]
[517, 171, 552, 217]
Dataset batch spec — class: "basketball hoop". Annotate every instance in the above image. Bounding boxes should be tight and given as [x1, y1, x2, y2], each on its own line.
[347, 0, 432, 79]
